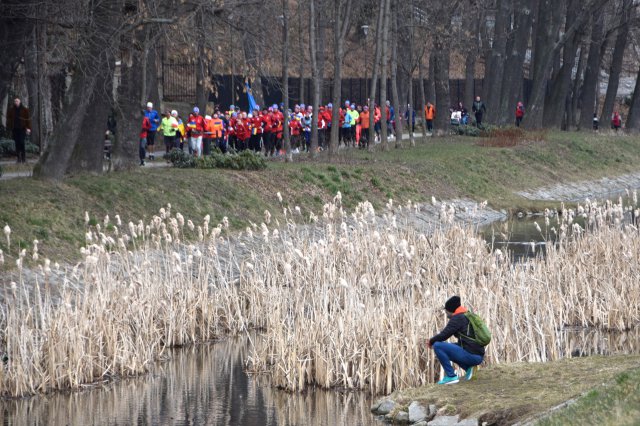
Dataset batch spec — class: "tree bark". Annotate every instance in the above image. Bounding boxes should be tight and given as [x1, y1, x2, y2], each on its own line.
[329, 0, 352, 157]
[433, 35, 450, 134]
[309, 0, 319, 156]
[195, 11, 207, 111]
[483, 0, 510, 123]
[601, 0, 633, 124]
[524, 0, 606, 129]
[543, 0, 581, 128]
[34, 0, 121, 179]
[497, 0, 534, 126]
[626, 63, 640, 131]
[379, 0, 391, 150]
[578, 11, 605, 130]
[368, 0, 385, 147]
[282, 0, 291, 162]
[390, 10, 402, 148]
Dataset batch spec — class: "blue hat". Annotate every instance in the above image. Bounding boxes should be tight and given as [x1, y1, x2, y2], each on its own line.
[193, 106, 200, 113]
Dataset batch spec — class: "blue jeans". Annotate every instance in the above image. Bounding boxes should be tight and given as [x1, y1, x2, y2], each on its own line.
[433, 341, 483, 377]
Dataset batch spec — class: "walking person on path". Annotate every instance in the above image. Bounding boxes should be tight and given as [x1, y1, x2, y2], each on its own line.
[144, 102, 160, 160]
[427, 296, 487, 385]
[472, 96, 486, 128]
[6, 97, 31, 163]
[139, 112, 151, 166]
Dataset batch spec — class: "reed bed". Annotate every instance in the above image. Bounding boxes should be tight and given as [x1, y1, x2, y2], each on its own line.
[0, 196, 639, 398]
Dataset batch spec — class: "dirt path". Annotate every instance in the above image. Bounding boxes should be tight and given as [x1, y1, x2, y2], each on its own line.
[516, 171, 640, 202]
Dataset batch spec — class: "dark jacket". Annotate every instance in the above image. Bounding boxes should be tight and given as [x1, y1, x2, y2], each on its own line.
[6, 105, 31, 132]
[472, 101, 486, 115]
[429, 312, 485, 356]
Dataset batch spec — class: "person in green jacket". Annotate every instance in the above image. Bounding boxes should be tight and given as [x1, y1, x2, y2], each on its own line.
[160, 110, 179, 157]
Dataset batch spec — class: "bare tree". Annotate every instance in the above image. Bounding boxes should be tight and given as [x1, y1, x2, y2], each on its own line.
[328, 0, 353, 157]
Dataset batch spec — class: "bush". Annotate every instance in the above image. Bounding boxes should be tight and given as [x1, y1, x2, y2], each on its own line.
[168, 148, 196, 168]
[457, 125, 482, 137]
[0, 138, 40, 157]
[169, 148, 267, 171]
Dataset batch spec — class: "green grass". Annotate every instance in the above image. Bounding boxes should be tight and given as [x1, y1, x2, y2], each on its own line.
[2, 131, 640, 265]
[536, 366, 640, 426]
[385, 355, 640, 425]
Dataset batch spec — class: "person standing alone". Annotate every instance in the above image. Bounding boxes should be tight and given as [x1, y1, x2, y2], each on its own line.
[6, 97, 31, 163]
[472, 96, 486, 128]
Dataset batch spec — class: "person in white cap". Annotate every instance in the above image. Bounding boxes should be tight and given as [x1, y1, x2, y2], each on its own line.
[144, 102, 160, 160]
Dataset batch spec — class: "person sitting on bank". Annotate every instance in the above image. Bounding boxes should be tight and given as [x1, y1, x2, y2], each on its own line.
[427, 296, 485, 385]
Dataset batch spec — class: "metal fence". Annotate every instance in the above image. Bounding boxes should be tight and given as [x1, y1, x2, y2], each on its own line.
[162, 64, 532, 110]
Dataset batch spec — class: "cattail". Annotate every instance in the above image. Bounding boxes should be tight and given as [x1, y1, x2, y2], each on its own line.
[3, 224, 10, 250]
[277, 192, 283, 203]
[84, 211, 90, 225]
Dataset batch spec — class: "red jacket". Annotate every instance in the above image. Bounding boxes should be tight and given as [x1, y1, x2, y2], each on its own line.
[251, 116, 263, 134]
[140, 116, 151, 138]
[275, 111, 284, 136]
[235, 121, 250, 140]
[290, 119, 302, 136]
[322, 109, 332, 125]
[187, 114, 205, 135]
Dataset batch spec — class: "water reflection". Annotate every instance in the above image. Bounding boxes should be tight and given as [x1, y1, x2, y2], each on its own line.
[0, 337, 378, 426]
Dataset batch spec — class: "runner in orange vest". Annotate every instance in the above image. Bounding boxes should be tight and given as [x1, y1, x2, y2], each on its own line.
[424, 102, 436, 133]
[211, 113, 225, 152]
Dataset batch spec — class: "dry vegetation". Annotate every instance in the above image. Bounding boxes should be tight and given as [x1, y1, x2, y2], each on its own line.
[0, 194, 639, 398]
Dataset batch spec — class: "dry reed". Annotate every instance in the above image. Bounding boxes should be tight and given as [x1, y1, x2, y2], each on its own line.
[0, 196, 639, 397]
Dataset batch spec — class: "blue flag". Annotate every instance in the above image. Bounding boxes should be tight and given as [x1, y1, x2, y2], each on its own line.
[246, 82, 258, 112]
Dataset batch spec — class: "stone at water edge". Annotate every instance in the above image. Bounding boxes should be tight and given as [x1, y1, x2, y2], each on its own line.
[456, 419, 479, 426]
[413, 422, 428, 426]
[408, 401, 429, 423]
[370, 400, 382, 412]
[427, 416, 459, 426]
[395, 411, 410, 423]
[375, 399, 396, 415]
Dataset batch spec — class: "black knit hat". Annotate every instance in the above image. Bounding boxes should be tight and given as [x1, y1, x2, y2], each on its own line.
[444, 295, 461, 313]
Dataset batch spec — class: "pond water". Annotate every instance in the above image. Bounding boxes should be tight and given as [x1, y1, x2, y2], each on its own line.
[0, 337, 379, 426]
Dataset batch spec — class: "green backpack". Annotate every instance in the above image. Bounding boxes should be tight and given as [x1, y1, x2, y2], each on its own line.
[463, 311, 492, 346]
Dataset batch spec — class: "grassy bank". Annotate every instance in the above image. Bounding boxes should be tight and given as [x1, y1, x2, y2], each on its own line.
[537, 364, 640, 426]
[385, 355, 640, 425]
[1, 130, 640, 264]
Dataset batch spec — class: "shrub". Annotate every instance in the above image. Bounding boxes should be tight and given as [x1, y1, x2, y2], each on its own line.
[457, 125, 481, 137]
[0, 138, 40, 157]
[168, 148, 196, 168]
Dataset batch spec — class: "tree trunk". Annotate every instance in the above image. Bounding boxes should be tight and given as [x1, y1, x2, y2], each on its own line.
[543, 0, 580, 128]
[309, 0, 319, 156]
[368, 0, 385, 147]
[497, 0, 534, 126]
[297, 0, 305, 105]
[195, 12, 207, 112]
[379, 0, 391, 151]
[483, 0, 510, 123]
[282, 0, 291, 162]
[329, 0, 352, 157]
[34, 0, 120, 179]
[601, 0, 633, 124]
[390, 10, 402, 149]
[626, 64, 640, 131]
[578, 12, 605, 130]
[25, 26, 41, 150]
[426, 52, 435, 106]
[433, 38, 450, 134]
[567, 44, 587, 129]
[418, 60, 428, 141]
[524, 0, 605, 129]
